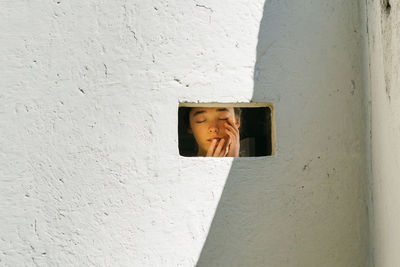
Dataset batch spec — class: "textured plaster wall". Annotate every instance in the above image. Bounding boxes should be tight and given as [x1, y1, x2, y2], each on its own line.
[365, 0, 400, 266]
[1, 0, 369, 266]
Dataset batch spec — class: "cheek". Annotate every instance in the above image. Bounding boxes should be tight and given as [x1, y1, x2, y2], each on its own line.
[191, 124, 207, 138]
[218, 121, 226, 128]
[218, 122, 229, 136]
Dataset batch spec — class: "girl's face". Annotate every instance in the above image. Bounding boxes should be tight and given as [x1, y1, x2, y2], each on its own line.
[188, 107, 240, 156]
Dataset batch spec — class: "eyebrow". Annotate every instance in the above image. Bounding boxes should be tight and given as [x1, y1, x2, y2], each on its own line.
[192, 108, 229, 117]
[192, 110, 206, 117]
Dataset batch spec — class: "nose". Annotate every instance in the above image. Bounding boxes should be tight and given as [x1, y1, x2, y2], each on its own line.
[208, 121, 219, 134]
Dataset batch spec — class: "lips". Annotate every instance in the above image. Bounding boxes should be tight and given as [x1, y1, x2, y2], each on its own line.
[207, 137, 221, 142]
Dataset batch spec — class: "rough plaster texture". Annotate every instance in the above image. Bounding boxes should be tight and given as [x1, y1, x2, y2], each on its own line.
[1, 0, 370, 266]
[365, 0, 400, 266]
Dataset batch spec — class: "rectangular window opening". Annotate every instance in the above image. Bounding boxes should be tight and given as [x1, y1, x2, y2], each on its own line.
[178, 102, 275, 157]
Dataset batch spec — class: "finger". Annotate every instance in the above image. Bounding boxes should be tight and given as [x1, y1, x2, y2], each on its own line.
[226, 118, 239, 133]
[223, 137, 232, 156]
[206, 139, 217, 157]
[222, 143, 229, 156]
[225, 131, 239, 157]
[216, 138, 229, 157]
[220, 139, 229, 157]
[225, 123, 239, 138]
[228, 130, 239, 146]
[226, 130, 234, 141]
[225, 134, 232, 146]
[226, 117, 234, 127]
[213, 139, 225, 157]
[226, 131, 236, 148]
[227, 117, 239, 132]
[225, 132, 233, 147]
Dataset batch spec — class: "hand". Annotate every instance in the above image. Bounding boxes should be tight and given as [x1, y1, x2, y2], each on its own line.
[206, 138, 229, 157]
[224, 117, 240, 157]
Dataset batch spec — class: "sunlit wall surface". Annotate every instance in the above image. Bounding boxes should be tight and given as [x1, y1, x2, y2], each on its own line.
[0, 1, 370, 266]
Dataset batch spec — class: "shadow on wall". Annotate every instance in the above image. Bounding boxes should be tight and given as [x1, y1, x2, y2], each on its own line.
[196, 0, 369, 266]
[197, 1, 287, 267]
[196, 2, 286, 265]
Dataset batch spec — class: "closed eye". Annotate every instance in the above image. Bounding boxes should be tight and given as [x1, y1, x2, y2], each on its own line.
[196, 120, 206, 123]
[219, 118, 228, 120]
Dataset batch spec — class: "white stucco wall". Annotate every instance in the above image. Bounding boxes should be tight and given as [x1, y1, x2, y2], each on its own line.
[1, 1, 370, 266]
[365, 0, 400, 266]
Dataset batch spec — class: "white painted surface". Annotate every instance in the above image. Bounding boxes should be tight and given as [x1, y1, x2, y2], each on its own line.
[1, 1, 370, 266]
[365, 0, 400, 266]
